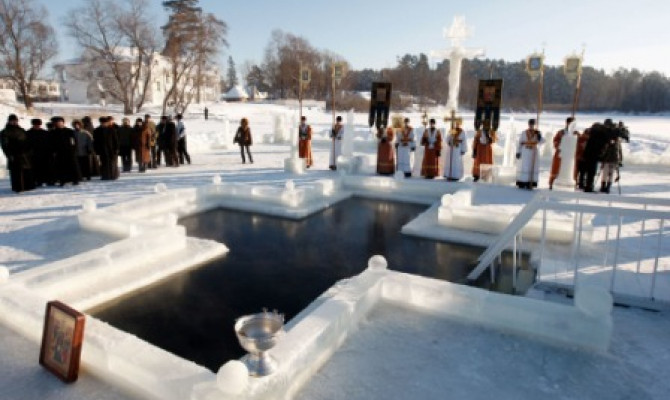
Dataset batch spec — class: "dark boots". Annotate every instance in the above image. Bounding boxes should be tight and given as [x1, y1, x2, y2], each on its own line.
[600, 182, 611, 194]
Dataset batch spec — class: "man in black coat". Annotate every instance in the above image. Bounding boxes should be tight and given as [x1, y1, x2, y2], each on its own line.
[26, 118, 55, 186]
[93, 117, 120, 180]
[582, 119, 614, 192]
[1, 114, 35, 193]
[156, 115, 167, 166]
[165, 115, 179, 167]
[118, 117, 134, 172]
[51, 116, 81, 187]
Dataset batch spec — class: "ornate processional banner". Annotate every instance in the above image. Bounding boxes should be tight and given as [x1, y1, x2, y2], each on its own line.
[474, 79, 503, 131]
[369, 82, 392, 129]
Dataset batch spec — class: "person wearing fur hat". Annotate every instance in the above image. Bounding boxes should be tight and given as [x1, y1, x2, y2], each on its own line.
[133, 118, 151, 172]
[51, 116, 81, 186]
[26, 118, 55, 186]
[118, 117, 134, 172]
[73, 119, 94, 180]
[1, 114, 36, 192]
[93, 116, 120, 180]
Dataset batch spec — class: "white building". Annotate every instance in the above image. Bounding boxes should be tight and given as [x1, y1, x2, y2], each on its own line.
[0, 78, 60, 102]
[53, 48, 220, 106]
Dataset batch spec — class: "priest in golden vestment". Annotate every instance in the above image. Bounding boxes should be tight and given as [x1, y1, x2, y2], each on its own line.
[298, 116, 313, 168]
[376, 125, 395, 175]
[471, 119, 495, 182]
[420, 119, 442, 178]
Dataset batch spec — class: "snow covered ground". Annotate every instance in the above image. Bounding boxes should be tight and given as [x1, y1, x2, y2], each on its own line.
[1, 101, 669, 399]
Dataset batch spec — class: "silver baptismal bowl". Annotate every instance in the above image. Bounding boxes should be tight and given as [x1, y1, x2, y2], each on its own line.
[234, 309, 285, 376]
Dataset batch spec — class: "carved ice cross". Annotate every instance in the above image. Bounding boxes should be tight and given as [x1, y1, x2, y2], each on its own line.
[431, 16, 485, 112]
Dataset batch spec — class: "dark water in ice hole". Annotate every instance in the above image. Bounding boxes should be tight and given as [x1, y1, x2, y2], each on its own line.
[90, 197, 520, 372]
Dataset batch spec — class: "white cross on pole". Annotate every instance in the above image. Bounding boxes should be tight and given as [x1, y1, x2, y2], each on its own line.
[431, 16, 485, 113]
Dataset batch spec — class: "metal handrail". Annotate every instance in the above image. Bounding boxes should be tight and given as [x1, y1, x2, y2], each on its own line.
[468, 192, 670, 305]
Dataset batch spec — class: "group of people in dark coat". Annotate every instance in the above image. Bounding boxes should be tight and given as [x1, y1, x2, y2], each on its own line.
[155, 114, 190, 167]
[576, 118, 627, 194]
[1, 113, 172, 193]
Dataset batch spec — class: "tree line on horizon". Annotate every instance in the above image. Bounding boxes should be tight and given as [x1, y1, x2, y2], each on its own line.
[243, 35, 670, 113]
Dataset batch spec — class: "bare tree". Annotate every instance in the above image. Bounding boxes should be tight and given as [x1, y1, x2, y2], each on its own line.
[116, 0, 160, 112]
[161, 1, 227, 114]
[0, 0, 58, 111]
[65, 0, 159, 114]
[261, 30, 346, 100]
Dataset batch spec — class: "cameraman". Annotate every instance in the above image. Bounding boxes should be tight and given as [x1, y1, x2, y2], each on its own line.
[582, 119, 613, 192]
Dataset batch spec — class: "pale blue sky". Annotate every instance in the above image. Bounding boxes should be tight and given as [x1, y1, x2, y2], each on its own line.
[38, 0, 670, 76]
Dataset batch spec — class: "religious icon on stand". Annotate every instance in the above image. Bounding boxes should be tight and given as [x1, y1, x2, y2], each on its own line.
[526, 52, 544, 81]
[39, 301, 85, 383]
[564, 56, 582, 82]
[474, 79, 503, 132]
[369, 82, 392, 129]
[300, 67, 311, 86]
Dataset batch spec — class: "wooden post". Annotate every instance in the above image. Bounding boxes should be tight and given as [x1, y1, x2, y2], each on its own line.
[299, 77, 303, 120]
[331, 74, 336, 125]
[571, 51, 584, 118]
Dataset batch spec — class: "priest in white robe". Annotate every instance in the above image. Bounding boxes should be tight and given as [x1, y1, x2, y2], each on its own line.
[396, 118, 415, 177]
[443, 118, 468, 181]
[516, 119, 545, 189]
[329, 116, 344, 170]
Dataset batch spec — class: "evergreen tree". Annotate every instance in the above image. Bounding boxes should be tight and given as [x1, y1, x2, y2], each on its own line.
[161, 0, 227, 112]
[227, 56, 238, 89]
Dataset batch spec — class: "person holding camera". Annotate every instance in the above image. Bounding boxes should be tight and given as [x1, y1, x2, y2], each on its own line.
[420, 118, 442, 179]
[376, 125, 395, 175]
[234, 118, 253, 164]
[599, 128, 624, 194]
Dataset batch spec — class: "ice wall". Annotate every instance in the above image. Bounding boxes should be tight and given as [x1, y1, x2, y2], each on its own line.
[190, 257, 612, 400]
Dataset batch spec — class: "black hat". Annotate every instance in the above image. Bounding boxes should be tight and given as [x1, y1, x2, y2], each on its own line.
[51, 116, 64, 123]
[528, 119, 536, 125]
[7, 114, 18, 122]
[429, 118, 436, 124]
[31, 118, 42, 125]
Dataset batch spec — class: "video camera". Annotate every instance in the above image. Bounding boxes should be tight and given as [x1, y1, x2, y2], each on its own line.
[604, 118, 630, 143]
[614, 121, 630, 143]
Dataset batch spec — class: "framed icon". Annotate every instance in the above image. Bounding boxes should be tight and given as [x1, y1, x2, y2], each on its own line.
[564, 55, 582, 82]
[300, 67, 311, 85]
[526, 53, 544, 79]
[332, 63, 345, 84]
[39, 301, 86, 383]
[565, 57, 581, 74]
